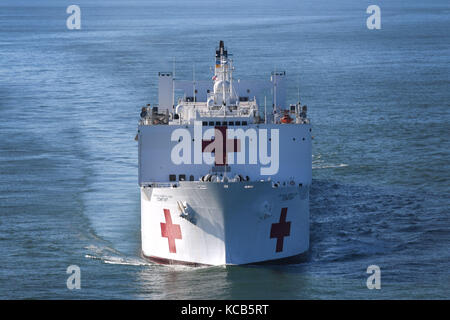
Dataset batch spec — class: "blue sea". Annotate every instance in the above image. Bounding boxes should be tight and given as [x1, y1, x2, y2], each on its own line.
[0, 0, 449, 299]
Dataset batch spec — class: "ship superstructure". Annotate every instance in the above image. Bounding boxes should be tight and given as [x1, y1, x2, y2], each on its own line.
[138, 41, 311, 265]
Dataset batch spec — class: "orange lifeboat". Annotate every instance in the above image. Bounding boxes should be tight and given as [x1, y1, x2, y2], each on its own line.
[280, 113, 293, 124]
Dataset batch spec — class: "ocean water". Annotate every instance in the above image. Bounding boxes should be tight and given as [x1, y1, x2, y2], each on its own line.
[0, 0, 449, 299]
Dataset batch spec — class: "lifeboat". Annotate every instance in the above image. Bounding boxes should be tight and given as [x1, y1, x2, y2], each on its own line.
[280, 113, 293, 124]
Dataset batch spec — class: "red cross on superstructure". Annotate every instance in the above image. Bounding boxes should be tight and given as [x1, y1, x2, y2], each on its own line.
[270, 207, 291, 252]
[202, 126, 241, 166]
[160, 209, 182, 253]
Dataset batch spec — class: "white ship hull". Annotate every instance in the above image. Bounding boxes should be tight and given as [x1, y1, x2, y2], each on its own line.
[141, 181, 309, 265]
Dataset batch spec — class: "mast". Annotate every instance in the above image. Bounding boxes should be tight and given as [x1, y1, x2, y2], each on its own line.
[193, 63, 196, 105]
[273, 67, 277, 111]
[221, 41, 226, 105]
[172, 57, 176, 110]
[213, 40, 233, 107]
[265, 96, 267, 124]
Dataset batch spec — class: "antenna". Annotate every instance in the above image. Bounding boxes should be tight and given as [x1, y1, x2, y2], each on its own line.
[172, 57, 176, 109]
[297, 75, 300, 103]
[273, 66, 277, 113]
[264, 96, 267, 124]
[173, 57, 176, 78]
[193, 63, 196, 105]
[229, 58, 233, 102]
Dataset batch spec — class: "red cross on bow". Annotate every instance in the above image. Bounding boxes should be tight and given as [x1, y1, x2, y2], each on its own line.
[270, 207, 291, 252]
[160, 209, 182, 253]
[202, 126, 241, 166]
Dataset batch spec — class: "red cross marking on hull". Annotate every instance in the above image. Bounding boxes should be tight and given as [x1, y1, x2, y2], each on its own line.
[160, 209, 182, 253]
[270, 207, 291, 252]
[202, 126, 241, 166]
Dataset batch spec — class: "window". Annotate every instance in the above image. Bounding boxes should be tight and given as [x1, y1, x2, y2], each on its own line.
[179, 174, 186, 181]
[202, 121, 208, 126]
[209, 121, 214, 126]
[169, 174, 176, 182]
[216, 121, 221, 126]
[222, 121, 227, 126]
[242, 121, 248, 126]
[235, 121, 241, 126]
[228, 121, 234, 126]
[189, 175, 194, 181]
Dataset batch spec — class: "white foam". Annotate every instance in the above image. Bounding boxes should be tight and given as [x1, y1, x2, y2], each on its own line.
[313, 163, 348, 169]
